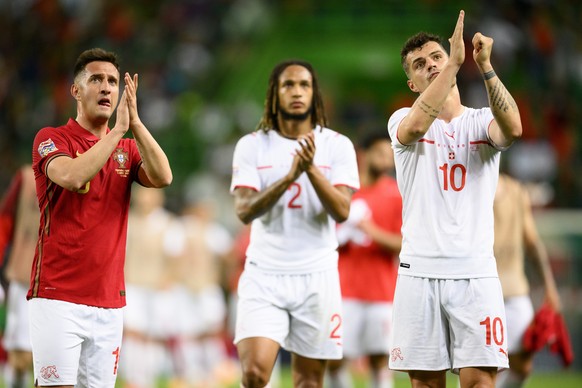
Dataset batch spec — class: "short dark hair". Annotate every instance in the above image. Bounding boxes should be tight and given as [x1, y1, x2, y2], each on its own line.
[400, 32, 444, 75]
[73, 48, 120, 79]
[359, 130, 391, 151]
[256, 59, 328, 132]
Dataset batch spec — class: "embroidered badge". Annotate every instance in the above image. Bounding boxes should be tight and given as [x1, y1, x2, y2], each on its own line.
[391, 347, 404, 362]
[112, 148, 130, 177]
[38, 138, 58, 157]
[40, 365, 60, 379]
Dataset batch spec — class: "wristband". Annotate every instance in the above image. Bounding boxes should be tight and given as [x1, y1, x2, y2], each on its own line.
[483, 70, 496, 80]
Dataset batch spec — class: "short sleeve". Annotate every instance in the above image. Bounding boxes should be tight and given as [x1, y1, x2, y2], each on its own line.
[387, 107, 411, 148]
[230, 134, 260, 193]
[330, 134, 360, 190]
[32, 127, 72, 177]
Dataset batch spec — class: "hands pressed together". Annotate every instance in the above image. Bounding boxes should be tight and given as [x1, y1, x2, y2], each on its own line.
[115, 72, 142, 135]
[289, 131, 316, 180]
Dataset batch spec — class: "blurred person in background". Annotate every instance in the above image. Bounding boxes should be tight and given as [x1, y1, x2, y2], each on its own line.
[28, 48, 172, 388]
[493, 173, 561, 388]
[120, 185, 179, 388]
[387, 11, 522, 388]
[0, 165, 38, 388]
[327, 132, 402, 388]
[167, 194, 236, 387]
[230, 59, 360, 388]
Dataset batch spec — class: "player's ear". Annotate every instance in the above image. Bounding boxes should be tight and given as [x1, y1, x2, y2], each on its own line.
[71, 84, 80, 100]
[407, 79, 419, 93]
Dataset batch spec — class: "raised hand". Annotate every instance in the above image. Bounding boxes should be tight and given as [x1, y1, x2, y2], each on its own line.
[472, 32, 494, 70]
[113, 90, 130, 135]
[448, 10, 466, 68]
[124, 72, 143, 128]
[295, 132, 315, 171]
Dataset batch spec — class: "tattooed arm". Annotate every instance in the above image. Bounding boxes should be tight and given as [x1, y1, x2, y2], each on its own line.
[472, 32, 522, 147]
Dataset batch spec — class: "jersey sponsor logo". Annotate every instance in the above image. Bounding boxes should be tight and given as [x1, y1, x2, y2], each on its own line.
[444, 130, 455, 140]
[112, 148, 130, 177]
[40, 365, 60, 379]
[391, 347, 404, 362]
[499, 348, 508, 358]
[38, 138, 58, 157]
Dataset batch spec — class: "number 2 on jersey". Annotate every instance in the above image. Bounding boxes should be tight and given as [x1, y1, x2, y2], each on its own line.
[287, 182, 302, 208]
[439, 163, 467, 191]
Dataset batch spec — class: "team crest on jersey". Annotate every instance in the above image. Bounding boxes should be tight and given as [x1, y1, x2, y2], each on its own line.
[112, 148, 130, 177]
[38, 138, 58, 157]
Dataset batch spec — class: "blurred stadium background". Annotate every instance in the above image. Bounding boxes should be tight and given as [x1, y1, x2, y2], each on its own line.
[1, 0, 581, 384]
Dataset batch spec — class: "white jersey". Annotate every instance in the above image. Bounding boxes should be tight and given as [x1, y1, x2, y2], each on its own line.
[388, 107, 502, 278]
[230, 126, 359, 273]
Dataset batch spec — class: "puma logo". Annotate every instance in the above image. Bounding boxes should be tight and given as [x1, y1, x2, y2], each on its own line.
[444, 130, 455, 140]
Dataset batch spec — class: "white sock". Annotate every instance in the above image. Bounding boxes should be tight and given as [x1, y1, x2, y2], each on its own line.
[327, 366, 353, 388]
[3, 365, 30, 388]
[371, 366, 393, 388]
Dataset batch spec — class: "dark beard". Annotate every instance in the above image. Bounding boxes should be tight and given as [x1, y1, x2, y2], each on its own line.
[279, 105, 313, 122]
[368, 165, 390, 181]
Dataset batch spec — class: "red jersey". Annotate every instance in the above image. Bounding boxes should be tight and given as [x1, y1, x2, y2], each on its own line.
[338, 176, 402, 302]
[29, 119, 142, 308]
[0, 169, 23, 263]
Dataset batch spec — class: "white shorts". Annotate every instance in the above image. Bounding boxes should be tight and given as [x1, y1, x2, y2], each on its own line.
[29, 298, 123, 387]
[235, 266, 343, 360]
[342, 299, 393, 359]
[124, 284, 182, 338]
[3, 281, 32, 352]
[504, 295, 534, 354]
[175, 284, 227, 338]
[389, 276, 509, 374]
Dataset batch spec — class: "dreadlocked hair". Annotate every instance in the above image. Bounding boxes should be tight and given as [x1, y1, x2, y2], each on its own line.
[256, 59, 328, 132]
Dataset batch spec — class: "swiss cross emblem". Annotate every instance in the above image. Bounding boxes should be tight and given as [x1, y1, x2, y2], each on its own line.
[112, 148, 129, 168]
[448, 151, 455, 160]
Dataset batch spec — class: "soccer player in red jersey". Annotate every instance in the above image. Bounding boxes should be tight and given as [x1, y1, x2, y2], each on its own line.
[327, 132, 402, 388]
[29, 48, 172, 388]
[0, 165, 38, 388]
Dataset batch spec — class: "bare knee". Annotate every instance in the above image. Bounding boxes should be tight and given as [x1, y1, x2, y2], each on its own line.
[459, 367, 496, 388]
[509, 352, 534, 378]
[409, 370, 447, 388]
[241, 362, 271, 388]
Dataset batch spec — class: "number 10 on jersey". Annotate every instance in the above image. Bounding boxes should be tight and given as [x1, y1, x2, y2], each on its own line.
[439, 163, 467, 191]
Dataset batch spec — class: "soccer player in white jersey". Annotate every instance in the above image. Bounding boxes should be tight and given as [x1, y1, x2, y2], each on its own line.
[230, 59, 360, 388]
[387, 11, 523, 388]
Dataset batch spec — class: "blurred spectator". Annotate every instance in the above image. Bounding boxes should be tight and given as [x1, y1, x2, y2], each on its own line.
[121, 185, 179, 388]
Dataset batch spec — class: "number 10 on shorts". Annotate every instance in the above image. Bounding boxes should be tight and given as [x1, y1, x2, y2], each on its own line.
[480, 316, 504, 346]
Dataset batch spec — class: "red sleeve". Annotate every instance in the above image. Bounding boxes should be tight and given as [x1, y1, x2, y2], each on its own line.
[0, 170, 23, 263]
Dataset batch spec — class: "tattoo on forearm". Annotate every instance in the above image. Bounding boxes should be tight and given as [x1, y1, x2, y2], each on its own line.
[489, 79, 517, 113]
[418, 100, 439, 119]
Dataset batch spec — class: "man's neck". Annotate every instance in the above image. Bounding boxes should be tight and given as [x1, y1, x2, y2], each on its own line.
[76, 115, 109, 139]
[437, 87, 464, 123]
[277, 118, 313, 139]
